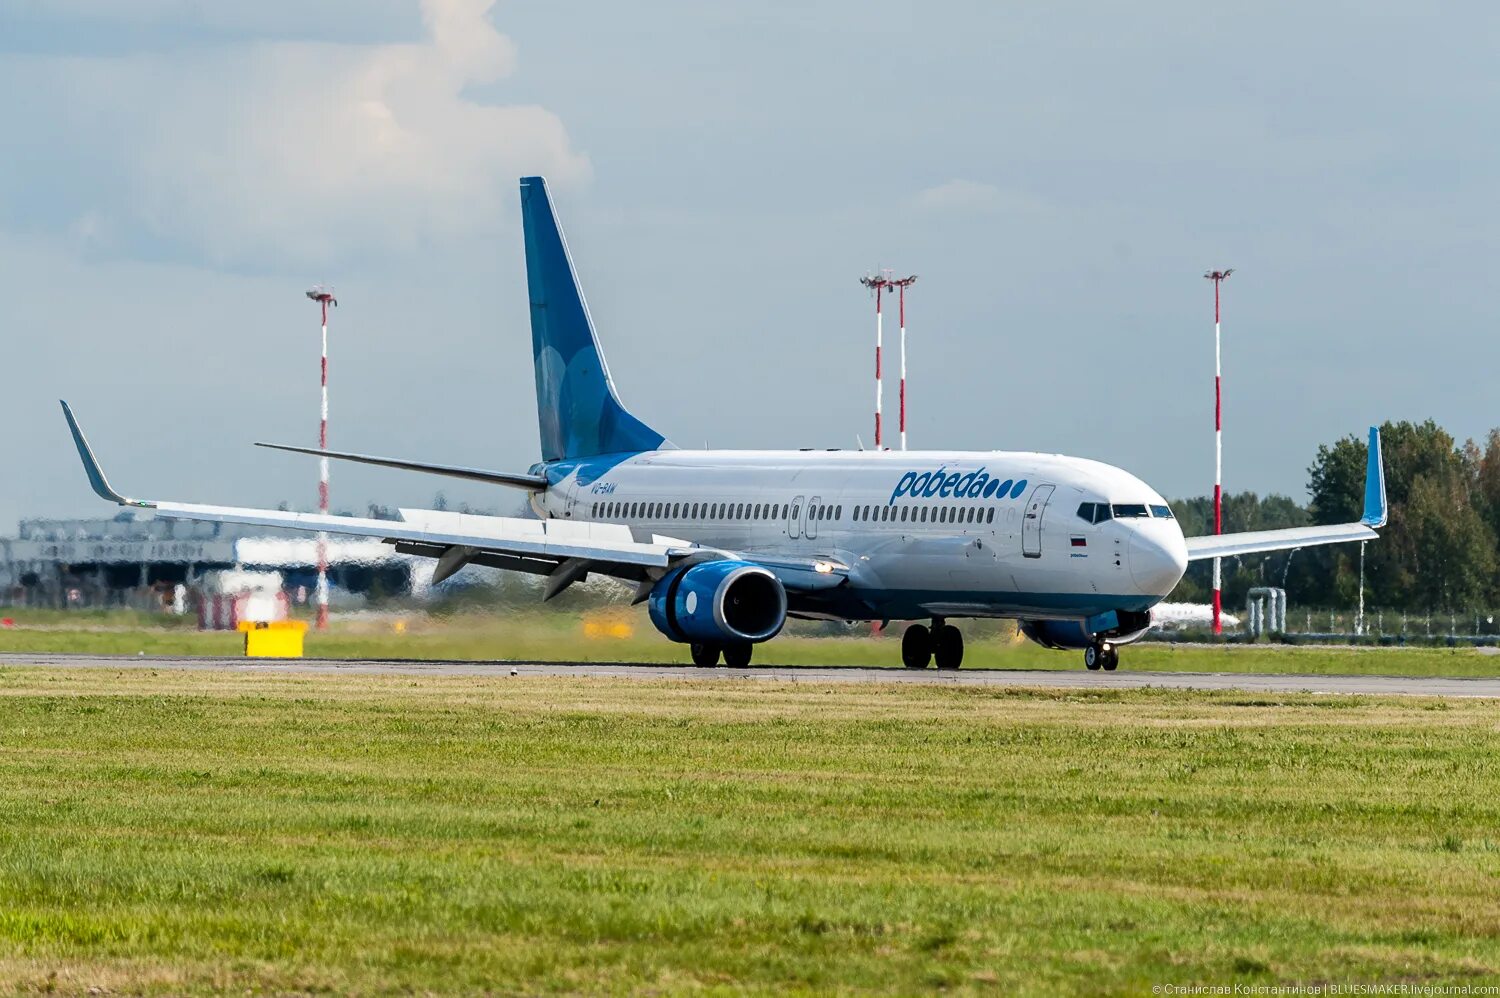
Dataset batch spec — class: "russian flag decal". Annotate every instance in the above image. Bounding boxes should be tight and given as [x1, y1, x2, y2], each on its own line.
[1070, 536, 1087, 547]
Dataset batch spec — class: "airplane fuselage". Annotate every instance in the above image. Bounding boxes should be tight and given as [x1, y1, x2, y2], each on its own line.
[536, 447, 1190, 624]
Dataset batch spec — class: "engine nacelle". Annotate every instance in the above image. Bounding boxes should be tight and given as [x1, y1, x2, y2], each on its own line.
[648, 561, 787, 644]
[1019, 610, 1152, 650]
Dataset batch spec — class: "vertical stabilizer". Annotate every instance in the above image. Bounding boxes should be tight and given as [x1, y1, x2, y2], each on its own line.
[520, 176, 669, 462]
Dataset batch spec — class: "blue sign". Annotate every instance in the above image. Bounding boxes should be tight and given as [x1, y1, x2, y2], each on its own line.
[890, 467, 1028, 505]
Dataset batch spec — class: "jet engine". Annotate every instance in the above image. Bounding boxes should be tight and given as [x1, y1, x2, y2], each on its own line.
[648, 561, 787, 644]
[1019, 610, 1152, 650]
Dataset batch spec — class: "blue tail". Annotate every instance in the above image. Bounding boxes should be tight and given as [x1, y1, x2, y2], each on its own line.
[520, 176, 669, 462]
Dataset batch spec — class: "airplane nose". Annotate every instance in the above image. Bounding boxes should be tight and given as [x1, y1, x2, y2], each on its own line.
[1129, 527, 1189, 596]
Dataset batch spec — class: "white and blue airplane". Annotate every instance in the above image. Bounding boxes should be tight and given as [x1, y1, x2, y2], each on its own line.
[60, 176, 1388, 671]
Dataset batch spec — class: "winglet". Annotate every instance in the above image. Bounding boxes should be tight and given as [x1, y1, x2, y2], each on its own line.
[59, 401, 152, 508]
[1361, 426, 1387, 528]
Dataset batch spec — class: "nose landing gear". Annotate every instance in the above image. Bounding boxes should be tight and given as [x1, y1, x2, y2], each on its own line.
[1084, 641, 1118, 671]
[903, 619, 965, 670]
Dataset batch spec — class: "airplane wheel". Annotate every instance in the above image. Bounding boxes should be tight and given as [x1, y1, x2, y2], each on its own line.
[690, 642, 721, 667]
[902, 624, 932, 669]
[1084, 644, 1103, 671]
[933, 624, 964, 670]
[722, 643, 752, 669]
[1101, 647, 1119, 671]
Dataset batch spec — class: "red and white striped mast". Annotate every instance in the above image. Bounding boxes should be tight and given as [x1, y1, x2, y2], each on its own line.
[305, 285, 337, 631]
[1203, 269, 1232, 635]
[860, 272, 894, 449]
[889, 275, 917, 450]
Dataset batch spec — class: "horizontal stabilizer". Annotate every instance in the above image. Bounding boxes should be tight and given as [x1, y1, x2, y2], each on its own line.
[255, 442, 546, 491]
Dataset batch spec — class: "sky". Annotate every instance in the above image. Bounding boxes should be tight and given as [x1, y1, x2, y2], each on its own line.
[3, 0, 1496, 530]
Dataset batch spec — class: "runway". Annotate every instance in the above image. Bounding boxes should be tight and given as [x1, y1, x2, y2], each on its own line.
[3, 653, 1500, 697]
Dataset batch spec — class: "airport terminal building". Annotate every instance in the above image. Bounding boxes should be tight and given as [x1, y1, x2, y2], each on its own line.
[0, 512, 424, 613]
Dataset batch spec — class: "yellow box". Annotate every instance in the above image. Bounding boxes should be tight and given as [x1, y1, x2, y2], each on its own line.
[238, 620, 309, 658]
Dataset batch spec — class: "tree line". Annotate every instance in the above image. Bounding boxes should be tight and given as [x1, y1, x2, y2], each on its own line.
[1169, 421, 1500, 610]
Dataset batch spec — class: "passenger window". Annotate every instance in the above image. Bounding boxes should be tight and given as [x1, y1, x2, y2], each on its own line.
[791, 504, 800, 520]
[986, 507, 995, 524]
[771, 504, 779, 519]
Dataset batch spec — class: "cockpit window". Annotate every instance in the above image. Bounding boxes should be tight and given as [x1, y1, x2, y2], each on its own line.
[1078, 502, 1113, 524]
[1111, 504, 1149, 518]
[1150, 504, 1174, 519]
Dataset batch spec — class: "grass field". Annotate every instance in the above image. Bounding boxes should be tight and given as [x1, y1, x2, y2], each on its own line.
[2, 666, 1500, 994]
[2, 606, 1499, 676]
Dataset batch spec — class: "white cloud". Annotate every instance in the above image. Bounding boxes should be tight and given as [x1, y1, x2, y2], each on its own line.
[912, 179, 1045, 216]
[5, 0, 588, 264]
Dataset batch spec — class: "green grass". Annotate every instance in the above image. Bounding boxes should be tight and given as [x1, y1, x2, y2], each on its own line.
[1, 669, 1499, 993]
[1, 606, 1497, 676]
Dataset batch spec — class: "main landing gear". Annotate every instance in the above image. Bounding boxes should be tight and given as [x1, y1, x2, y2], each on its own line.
[902, 619, 965, 670]
[690, 642, 753, 668]
[1084, 641, 1118, 672]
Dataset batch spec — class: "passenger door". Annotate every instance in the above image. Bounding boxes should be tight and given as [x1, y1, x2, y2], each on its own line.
[1022, 484, 1055, 558]
[788, 495, 804, 539]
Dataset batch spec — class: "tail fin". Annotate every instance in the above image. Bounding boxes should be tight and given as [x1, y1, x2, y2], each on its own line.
[520, 176, 668, 462]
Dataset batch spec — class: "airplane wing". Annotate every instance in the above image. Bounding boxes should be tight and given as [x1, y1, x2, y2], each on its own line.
[60, 402, 848, 595]
[1185, 426, 1386, 562]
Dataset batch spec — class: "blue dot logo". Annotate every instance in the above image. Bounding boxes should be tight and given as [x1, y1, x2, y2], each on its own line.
[1010, 479, 1028, 499]
[981, 479, 1000, 498]
[994, 479, 1012, 499]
